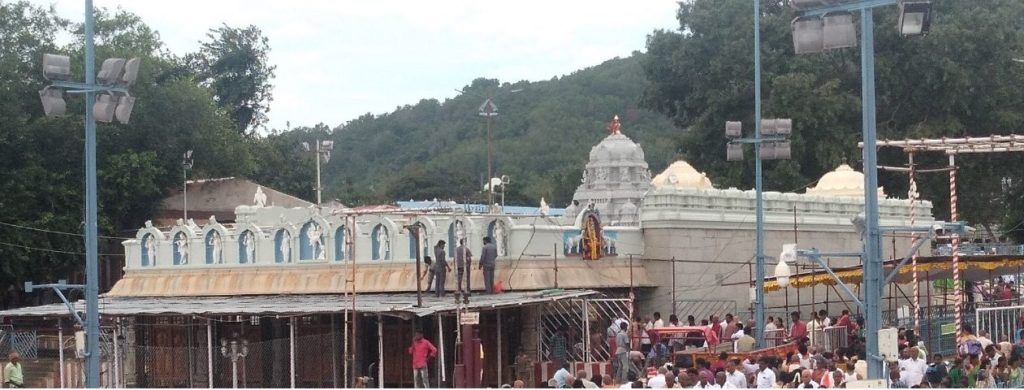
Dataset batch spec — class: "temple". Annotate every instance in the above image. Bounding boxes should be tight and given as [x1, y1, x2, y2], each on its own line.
[0, 117, 934, 388]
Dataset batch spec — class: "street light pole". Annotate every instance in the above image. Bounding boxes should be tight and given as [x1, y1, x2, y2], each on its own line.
[859, 8, 885, 381]
[316, 139, 323, 205]
[481, 98, 497, 208]
[82, 0, 101, 386]
[791, 0, 932, 378]
[752, 0, 767, 350]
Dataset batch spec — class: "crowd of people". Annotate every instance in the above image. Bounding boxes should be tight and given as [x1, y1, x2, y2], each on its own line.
[545, 309, 1024, 389]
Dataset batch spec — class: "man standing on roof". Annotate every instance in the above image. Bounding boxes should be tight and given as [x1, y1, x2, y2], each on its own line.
[479, 237, 498, 294]
[408, 331, 438, 388]
[455, 238, 473, 296]
[433, 241, 451, 297]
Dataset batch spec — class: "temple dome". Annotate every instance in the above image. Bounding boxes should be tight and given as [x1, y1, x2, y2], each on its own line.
[589, 133, 645, 162]
[806, 164, 885, 198]
[651, 161, 714, 190]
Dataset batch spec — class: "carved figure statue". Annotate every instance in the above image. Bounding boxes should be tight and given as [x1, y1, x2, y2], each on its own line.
[145, 235, 157, 265]
[254, 186, 267, 207]
[455, 220, 466, 243]
[376, 226, 390, 260]
[581, 169, 588, 184]
[243, 231, 255, 263]
[175, 233, 189, 264]
[209, 231, 223, 264]
[307, 223, 325, 260]
[279, 231, 292, 262]
[494, 221, 507, 257]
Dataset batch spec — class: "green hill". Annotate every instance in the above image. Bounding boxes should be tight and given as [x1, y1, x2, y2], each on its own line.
[319, 54, 680, 207]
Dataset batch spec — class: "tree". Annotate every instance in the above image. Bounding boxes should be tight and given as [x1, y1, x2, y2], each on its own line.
[0, 2, 256, 296]
[189, 24, 276, 136]
[641, 0, 1024, 236]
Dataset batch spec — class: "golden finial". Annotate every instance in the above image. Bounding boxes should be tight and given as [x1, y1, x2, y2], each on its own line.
[607, 115, 621, 135]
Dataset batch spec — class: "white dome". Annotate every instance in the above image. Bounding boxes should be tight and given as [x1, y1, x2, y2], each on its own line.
[589, 133, 644, 162]
[651, 161, 714, 190]
[806, 164, 885, 198]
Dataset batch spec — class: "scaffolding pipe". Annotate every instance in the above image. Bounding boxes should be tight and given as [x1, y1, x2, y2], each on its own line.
[438, 314, 446, 385]
[113, 321, 121, 388]
[493, 309, 497, 384]
[378, 315, 384, 389]
[909, 152, 920, 335]
[290, 317, 296, 389]
[58, 319, 65, 389]
[950, 154, 962, 339]
[207, 319, 213, 388]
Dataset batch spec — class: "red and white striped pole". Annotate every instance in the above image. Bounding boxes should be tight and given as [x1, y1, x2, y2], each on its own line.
[949, 154, 961, 339]
[909, 153, 920, 335]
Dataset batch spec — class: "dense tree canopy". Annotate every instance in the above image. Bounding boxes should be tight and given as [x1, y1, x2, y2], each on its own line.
[0, 2, 253, 296]
[641, 0, 1024, 239]
[188, 24, 276, 136]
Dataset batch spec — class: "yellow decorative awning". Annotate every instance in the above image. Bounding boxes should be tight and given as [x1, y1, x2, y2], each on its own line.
[764, 255, 1024, 292]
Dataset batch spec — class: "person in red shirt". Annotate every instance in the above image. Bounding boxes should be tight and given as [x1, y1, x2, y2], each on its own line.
[408, 331, 438, 388]
[788, 311, 807, 343]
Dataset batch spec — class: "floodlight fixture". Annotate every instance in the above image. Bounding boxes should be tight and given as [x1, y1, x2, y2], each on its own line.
[726, 121, 743, 138]
[762, 141, 792, 160]
[42, 54, 72, 81]
[761, 119, 777, 135]
[898, 1, 931, 36]
[93, 94, 117, 123]
[114, 95, 136, 124]
[823, 12, 858, 50]
[792, 17, 824, 54]
[320, 140, 334, 151]
[97, 58, 126, 85]
[39, 88, 67, 117]
[774, 118, 793, 136]
[120, 58, 141, 85]
[726, 143, 744, 161]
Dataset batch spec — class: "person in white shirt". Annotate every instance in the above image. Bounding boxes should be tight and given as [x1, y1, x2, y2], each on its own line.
[741, 358, 759, 376]
[978, 330, 994, 349]
[763, 316, 777, 333]
[898, 347, 927, 387]
[731, 323, 746, 341]
[795, 369, 819, 388]
[725, 361, 748, 389]
[716, 371, 736, 389]
[755, 359, 776, 389]
[648, 367, 668, 389]
[653, 312, 665, 328]
[817, 310, 831, 327]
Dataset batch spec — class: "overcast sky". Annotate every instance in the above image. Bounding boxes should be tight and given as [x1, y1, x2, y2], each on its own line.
[34, 0, 681, 131]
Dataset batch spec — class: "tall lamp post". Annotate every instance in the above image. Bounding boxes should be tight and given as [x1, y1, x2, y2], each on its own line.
[790, 0, 933, 379]
[725, 118, 792, 348]
[455, 88, 522, 207]
[182, 149, 193, 220]
[480, 98, 498, 207]
[726, 0, 798, 348]
[37, 0, 141, 386]
[220, 333, 250, 389]
[301, 139, 334, 205]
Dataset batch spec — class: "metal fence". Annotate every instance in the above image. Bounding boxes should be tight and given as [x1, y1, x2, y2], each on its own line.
[976, 304, 1024, 344]
[539, 298, 631, 363]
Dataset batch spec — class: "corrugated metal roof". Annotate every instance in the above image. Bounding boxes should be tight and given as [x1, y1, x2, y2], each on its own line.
[0, 289, 597, 319]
